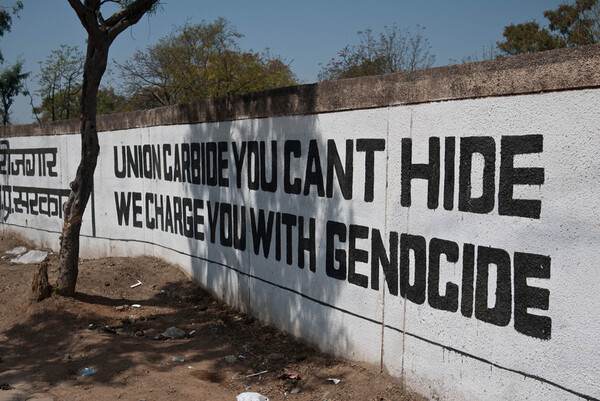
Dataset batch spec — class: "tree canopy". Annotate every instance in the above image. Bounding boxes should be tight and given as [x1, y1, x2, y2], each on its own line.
[0, 1, 27, 126]
[117, 18, 298, 109]
[318, 24, 435, 81]
[498, 0, 600, 55]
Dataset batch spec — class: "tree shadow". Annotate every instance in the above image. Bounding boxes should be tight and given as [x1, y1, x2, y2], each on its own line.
[0, 278, 323, 393]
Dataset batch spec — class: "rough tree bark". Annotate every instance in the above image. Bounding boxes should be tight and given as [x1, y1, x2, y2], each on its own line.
[56, 0, 159, 296]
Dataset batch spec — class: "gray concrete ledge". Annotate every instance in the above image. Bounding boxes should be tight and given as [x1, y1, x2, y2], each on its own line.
[3, 43, 600, 137]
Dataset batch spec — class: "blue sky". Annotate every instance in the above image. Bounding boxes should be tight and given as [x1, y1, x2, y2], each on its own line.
[3, 0, 563, 124]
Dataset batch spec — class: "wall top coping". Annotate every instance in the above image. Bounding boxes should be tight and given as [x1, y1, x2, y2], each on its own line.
[3, 44, 600, 137]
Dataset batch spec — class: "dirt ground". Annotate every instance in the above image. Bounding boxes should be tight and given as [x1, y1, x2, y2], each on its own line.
[0, 235, 425, 401]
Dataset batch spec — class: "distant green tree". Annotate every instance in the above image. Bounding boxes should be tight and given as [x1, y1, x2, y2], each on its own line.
[0, 2, 27, 126]
[0, 1, 22, 63]
[0, 61, 28, 125]
[318, 24, 435, 81]
[118, 18, 298, 109]
[34, 45, 84, 122]
[498, 0, 600, 55]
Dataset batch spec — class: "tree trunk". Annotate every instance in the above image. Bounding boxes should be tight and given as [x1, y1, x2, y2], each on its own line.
[30, 262, 52, 302]
[55, 39, 108, 296]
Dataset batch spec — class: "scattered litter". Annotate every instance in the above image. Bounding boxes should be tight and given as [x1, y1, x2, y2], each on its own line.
[224, 355, 237, 363]
[188, 330, 196, 336]
[99, 326, 117, 334]
[0, 383, 14, 390]
[187, 366, 194, 369]
[131, 304, 141, 308]
[77, 367, 96, 377]
[172, 357, 185, 362]
[280, 372, 300, 380]
[161, 326, 186, 339]
[130, 280, 142, 288]
[327, 378, 341, 385]
[11, 250, 48, 264]
[236, 392, 269, 401]
[290, 387, 301, 394]
[5, 246, 26, 255]
[246, 370, 268, 378]
[238, 355, 245, 359]
[88, 324, 117, 335]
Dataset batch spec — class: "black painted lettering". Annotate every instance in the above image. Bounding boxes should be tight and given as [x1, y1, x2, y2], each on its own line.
[173, 196, 183, 234]
[233, 205, 246, 250]
[145, 192, 155, 229]
[357, 139, 385, 202]
[304, 140, 325, 197]
[207, 201, 219, 243]
[127, 146, 140, 178]
[461, 243, 475, 318]
[400, 234, 427, 304]
[206, 142, 218, 186]
[181, 143, 191, 183]
[250, 208, 274, 258]
[260, 141, 277, 192]
[164, 196, 174, 233]
[298, 216, 316, 271]
[114, 146, 126, 178]
[401, 137, 440, 209]
[326, 139, 353, 200]
[114, 191, 132, 226]
[326, 220, 347, 280]
[370, 229, 398, 296]
[348, 224, 369, 288]
[514, 252, 551, 339]
[475, 246, 511, 327]
[163, 144, 173, 181]
[428, 238, 459, 312]
[284, 140, 302, 194]
[443, 137, 455, 210]
[232, 142, 246, 189]
[218, 141, 229, 187]
[220, 202, 232, 247]
[459, 137, 496, 214]
[191, 143, 201, 184]
[499, 135, 544, 219]
[247, 141, 259, 191]
[193, 198, 204, 240]
[281, 213, 296, 265]
[173, 144, 182, 182]
[182, 197, 194, 238]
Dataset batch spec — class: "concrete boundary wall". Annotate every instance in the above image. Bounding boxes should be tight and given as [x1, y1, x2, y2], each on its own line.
[2, 44, 600, 400]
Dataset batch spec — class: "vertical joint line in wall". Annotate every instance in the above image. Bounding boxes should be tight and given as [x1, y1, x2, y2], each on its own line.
[246, 212, 252, 314]
[380, 106, 392, 372]
[401, 108, 414, 385]
[91, 181, 96, 237]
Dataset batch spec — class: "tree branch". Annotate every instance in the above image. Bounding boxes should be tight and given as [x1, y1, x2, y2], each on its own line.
[66, 0, 102, 43]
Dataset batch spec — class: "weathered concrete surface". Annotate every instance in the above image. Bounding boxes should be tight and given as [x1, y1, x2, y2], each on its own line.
[2, 44, 600, 137]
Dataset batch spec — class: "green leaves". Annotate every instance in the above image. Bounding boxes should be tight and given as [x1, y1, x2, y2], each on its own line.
[0, 61, 29, 125]
[118, 19, 297, 109]
[498, 0, 600, 55]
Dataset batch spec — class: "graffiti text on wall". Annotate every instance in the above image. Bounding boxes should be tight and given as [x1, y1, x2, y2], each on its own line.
[112, 135, 551, 340]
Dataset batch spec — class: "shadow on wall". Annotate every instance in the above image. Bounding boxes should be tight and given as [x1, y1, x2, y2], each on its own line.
[176, 86, 355, 357]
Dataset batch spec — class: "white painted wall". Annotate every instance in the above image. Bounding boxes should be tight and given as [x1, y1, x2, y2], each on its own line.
[3, 89, 600, 400]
